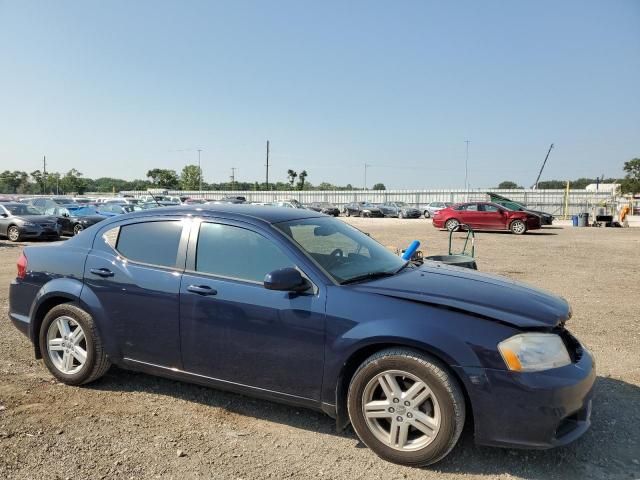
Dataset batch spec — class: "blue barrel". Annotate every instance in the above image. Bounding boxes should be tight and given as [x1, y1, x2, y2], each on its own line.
[572, 215, 579, 227]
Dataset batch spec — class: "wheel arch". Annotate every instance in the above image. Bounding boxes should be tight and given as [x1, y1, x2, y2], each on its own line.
[333, 341, 474, 434]
[30, 294, 78, 359]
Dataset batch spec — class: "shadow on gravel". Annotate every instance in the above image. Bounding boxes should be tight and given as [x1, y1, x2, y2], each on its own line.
[90, 371, 639, 479]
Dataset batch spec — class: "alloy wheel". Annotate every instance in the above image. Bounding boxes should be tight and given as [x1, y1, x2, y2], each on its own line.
[362, 370, 441, 451]
[46, 316, 88, 375]
[511, 220, 526, 234]
[73, 224, 84, 235]
[445, 219, 459, 231]
[8, 226, 20, 242]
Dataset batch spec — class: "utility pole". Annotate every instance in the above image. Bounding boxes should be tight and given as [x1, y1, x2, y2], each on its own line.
[197, 149, 203, 192]
[265, 140, 270, 190]
[364, 163, 370, 190]
[464, 140, 470, 190]
[43, 155, 47, 194]
[230, 167, 236, 190]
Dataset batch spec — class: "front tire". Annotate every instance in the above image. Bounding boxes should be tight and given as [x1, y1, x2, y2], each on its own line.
[348, 349, 465, 467]
[345, 210, 351, 217]
[73, 223, 84, 236]
[39, 304, 111, 385]
[510, 219, 527, 235]
[7, 225, 21, 242]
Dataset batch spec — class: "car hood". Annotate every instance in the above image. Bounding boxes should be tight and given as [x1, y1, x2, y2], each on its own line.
[13, 215, 59, 224]
[351, 262, 570, 329]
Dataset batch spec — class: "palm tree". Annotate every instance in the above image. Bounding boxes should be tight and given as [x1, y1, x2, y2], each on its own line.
[297, 170, 308, 190]
[287, 169, 298, 188]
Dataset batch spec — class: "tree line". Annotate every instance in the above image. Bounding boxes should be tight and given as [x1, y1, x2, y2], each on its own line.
[0, 165, 388, 195]
[2, 157, 638, 195]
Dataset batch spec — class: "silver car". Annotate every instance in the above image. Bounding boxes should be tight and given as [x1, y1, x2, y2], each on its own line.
[423, 201, 453, 218]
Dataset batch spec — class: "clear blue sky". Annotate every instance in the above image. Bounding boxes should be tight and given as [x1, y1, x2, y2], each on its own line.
[1, 0, 638, 189]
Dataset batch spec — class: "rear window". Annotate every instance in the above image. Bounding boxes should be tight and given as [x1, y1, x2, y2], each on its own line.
[116, 221, 183, 268]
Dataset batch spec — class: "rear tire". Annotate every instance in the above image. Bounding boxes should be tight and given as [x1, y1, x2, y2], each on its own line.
[39, 304, 111, 386]
[399, 211, 405, 219]
[510, 219, 527, 235]
[7, 225, 20, 242]
[424, 211, 431, 219]
[347, 348, 465, 467]
[346, 210, 351, 217]
[445, 219, 460, 232]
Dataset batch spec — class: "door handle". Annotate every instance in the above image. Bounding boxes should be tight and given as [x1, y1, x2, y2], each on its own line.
[187, 285, 217, 296]
[89, 268, 114, 278]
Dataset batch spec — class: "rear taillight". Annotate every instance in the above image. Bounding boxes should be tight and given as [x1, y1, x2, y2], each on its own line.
[17, 252, 27, 280]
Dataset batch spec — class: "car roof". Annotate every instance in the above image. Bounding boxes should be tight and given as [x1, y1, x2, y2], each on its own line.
[106, 204, 326, 225]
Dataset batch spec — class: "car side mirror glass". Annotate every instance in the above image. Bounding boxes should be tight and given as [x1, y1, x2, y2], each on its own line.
[0, 213, 7, 218]
[264, 267, 309, 292]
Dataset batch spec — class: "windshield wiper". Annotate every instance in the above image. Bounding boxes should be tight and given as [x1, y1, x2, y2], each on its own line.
[340, 271, 396, 285]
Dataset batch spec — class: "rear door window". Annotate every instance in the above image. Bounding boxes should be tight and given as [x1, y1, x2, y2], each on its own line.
[116, 221, 183, 268]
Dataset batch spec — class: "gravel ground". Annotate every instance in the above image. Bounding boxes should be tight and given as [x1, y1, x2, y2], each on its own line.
[1, 219, 639, 480]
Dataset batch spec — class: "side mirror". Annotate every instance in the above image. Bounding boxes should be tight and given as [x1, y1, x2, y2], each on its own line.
[62, 213, 70, 217]
[264, 267, 310, 292]
[0, 213, 7, 218]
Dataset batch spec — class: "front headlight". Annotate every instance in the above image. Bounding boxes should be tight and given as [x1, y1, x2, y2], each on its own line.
[22, 222, 36, 227]
[498, 333, 571, 372]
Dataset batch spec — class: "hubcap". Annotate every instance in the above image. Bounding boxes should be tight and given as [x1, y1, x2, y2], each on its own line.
[362, 370, 441, 451]
[74, 225, 83, 235]
[47, 316, 87, 375]
[446, 220, 458, 231]
[8, 228, 19, 241]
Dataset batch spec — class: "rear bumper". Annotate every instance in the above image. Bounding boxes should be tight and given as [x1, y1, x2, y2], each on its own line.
[9, 280, 37, 341]
[455, 346, 595, 449]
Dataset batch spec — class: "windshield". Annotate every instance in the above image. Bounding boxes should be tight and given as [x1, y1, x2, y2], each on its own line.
[274, 217, 405, 284]
[5, 204, 42, 215]
[395, 202, 407, 207]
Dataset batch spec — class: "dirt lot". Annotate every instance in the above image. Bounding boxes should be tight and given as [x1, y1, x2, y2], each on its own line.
[1, 219, 639, 480]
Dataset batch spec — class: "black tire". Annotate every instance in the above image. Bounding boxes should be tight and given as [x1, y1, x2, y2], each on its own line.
[7, 225, 20, 242]
[424, 211, 431, 219]
[348, 348, 465, 467]
[345, 209, 351, 217]
[73, 223, 84, 236]
[39, 304, 111, 386]
[445, 219, 460, 232]
[510, 219, 527, 235]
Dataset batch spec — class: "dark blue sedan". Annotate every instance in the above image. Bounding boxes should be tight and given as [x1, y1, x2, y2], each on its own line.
[8, 205, 595, 466]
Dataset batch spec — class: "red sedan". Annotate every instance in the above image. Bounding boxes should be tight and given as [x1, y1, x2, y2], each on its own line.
[432, 202, 541, 234]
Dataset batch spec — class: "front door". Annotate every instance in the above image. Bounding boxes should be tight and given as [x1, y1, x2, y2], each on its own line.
[478, 203, 507, 229]
[83, 218, 188, 367]
[179, 220, 326, 401]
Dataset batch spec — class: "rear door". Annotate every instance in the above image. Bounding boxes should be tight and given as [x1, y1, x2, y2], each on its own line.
[179, 220, 326, 400]
[457, 203, 482, 227]
[83, 217, 189, 367]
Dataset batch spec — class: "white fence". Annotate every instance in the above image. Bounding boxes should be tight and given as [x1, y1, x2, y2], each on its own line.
[116, 188, 617, 217]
